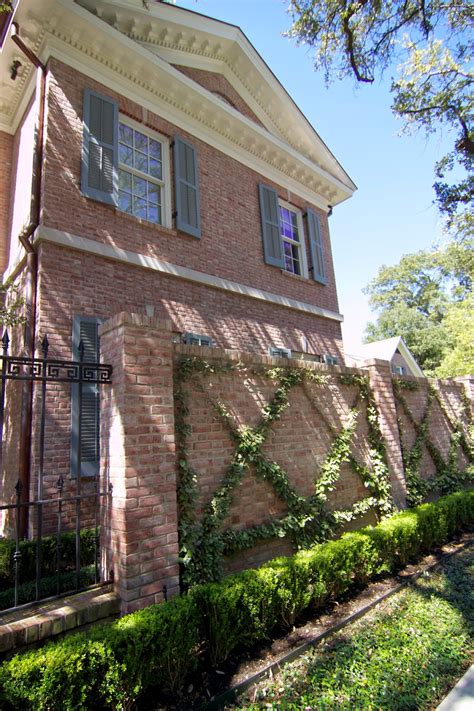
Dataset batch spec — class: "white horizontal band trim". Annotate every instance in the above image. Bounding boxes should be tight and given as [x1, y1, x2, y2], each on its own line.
[35, 226, 344, 323]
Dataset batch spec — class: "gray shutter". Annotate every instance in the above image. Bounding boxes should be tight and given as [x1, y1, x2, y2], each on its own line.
[307, 208, 327, 284]
[258, 184, 284, 268]
[174, 136, 201, 238]
[71, 316, 101, 478]
[81, 89, 118, 206]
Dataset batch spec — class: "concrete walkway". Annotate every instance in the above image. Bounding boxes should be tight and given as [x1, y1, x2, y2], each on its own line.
[437, 665, 474, 710]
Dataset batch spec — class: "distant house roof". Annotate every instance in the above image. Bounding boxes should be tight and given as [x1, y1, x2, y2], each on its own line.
[346, 336, 424, 377]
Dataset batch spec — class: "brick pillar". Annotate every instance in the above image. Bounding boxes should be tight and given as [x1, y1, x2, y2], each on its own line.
[360, 358, 407, 509]
[99, 313, 179, 614]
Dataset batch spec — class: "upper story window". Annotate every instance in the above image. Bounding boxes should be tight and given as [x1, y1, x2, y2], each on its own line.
[259, 183, 326, 284]
[279, 202, 307, 277]
[82, 90, 200, 237]
[118, 120, 166, 225]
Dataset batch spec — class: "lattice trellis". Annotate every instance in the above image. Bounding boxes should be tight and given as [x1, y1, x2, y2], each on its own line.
[393, 379, 473, 507]
[176, 358, 394, 586]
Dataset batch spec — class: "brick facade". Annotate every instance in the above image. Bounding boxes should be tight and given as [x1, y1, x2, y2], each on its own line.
[24, 58, 341, 357]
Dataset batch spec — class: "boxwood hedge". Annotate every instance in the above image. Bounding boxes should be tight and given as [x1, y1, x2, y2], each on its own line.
[0, 489, 472, 709]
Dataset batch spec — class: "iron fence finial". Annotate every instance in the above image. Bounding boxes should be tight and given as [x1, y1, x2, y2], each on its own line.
[1, 331, 9, 353]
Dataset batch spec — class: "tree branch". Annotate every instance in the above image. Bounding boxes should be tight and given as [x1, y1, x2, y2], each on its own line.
[401, 103, 473, 155]
[341, 5, 373, 83]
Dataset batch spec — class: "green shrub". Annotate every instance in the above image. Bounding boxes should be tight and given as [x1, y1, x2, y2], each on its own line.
[0, 489, 473, 708]
[0, 636, 126, 710]
[0, 566, 96, 611]
[93, 593, 201, 696]
[0, 529, 97, 592]
[194, 566, 282, 665]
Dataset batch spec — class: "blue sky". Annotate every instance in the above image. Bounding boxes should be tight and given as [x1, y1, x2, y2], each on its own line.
[175, 0, 452, 353]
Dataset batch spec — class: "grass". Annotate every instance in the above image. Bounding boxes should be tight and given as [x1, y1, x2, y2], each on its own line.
[234, 545, 474, 710]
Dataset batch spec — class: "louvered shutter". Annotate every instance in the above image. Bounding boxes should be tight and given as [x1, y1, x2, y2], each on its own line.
[81, 89, 119, 205]
[307, 208, 327, 284]
[174, 136, 201, 238]
[71, 316, 101, 478]
[258, 184, 284, 268]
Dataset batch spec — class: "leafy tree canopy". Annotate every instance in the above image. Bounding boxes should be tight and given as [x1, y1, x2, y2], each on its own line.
[287, 1, 473, 222]
[364, 245, 473, 376]
[435, 293, 474, 377]
[0, 280, 25, 330]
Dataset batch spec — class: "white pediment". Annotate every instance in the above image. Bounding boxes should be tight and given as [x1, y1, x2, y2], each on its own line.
[0, 0, 356, 207]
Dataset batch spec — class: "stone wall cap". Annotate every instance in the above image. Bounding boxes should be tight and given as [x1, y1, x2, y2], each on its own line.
[99, 312, 173, 337]
[174, 343, 365, 376]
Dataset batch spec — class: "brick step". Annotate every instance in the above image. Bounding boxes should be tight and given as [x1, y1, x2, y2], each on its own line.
[0, 584, 120, 658]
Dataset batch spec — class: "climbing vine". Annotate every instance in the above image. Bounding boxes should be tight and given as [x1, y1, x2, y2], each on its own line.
[175, 357, 396, 587]
[393, 379, 474, 507]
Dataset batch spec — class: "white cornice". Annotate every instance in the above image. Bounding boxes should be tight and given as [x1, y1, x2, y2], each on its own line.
[33, 225, 344, 323]
[0, 0, 355, 206]
[79, 0, 355, 192]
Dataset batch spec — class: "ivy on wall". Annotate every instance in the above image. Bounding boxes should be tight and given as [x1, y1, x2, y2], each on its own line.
[393, 379, 474, 507]
[176, 358, 394, 587]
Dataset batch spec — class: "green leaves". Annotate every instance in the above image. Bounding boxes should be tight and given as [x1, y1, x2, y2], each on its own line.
[287, 1, 473, 221]
[0, 278, 26, 329]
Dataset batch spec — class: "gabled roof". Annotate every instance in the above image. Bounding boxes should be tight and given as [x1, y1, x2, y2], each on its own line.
[346, 336, 424, 377]
[0, 0, 356, 209]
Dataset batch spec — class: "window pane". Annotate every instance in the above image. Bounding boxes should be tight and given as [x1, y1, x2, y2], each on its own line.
[119, 170, 132, 192]
[133, 176, 147, 198]
[134, 151, 148, 174]
[119, 191, 132, 213]
[119, 123, 133, 146]
[133, 196, 147, 219]
[119, 144, 133, 167]
[149, 139, 161, 159]
[134, 131, 148, 153]
[148, 205, 160, 223]
[149, 158, 162, 180]
[148, 183, 161, 205]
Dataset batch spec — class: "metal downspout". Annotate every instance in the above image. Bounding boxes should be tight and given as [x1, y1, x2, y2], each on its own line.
[10, 23, 46, 537]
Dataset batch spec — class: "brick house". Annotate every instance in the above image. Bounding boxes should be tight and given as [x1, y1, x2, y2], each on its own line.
[0, 0, 355, 479]
[0, 3, 471, 623]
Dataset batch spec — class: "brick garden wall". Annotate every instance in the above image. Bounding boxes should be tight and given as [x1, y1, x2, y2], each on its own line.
[1, 313, 472, 613]
[98, 317, 471, 611]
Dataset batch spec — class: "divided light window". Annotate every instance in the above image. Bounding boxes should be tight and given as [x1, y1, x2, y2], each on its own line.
[279, 202, 307, 278]
[118, 121, 164, 224]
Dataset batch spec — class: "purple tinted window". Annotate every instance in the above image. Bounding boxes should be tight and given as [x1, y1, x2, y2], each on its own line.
[280, 206, 302, 275]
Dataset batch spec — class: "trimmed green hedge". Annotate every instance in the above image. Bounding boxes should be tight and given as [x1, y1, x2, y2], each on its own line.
[1, 490, 473, 709]
[0, 529, 97, 592]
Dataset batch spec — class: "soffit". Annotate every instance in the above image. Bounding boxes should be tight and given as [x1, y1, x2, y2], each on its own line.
[0, 0, 356, 207]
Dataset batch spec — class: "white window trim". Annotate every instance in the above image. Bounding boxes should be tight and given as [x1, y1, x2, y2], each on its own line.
[118, 115, 172, 229]
[278, 199, 309, 279]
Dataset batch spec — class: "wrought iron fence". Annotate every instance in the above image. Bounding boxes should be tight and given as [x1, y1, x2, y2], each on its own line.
[0, 332, 113, 613]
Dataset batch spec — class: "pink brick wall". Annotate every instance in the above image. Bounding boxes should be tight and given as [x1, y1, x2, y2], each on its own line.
[37, 58, 342, 356]
[174, 346, 403, 577]
[395, 377, 471, 482]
